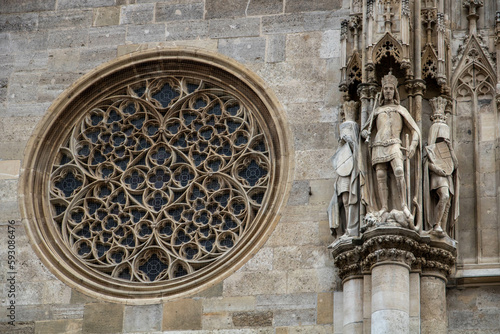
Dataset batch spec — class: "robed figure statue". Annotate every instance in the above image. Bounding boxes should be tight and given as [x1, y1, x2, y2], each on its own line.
[360, 72, 421, 228]
[328, 101, 360, 238]
[424, 97, 459, 237]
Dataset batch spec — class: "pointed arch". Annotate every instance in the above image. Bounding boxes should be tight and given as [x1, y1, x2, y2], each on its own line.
[373, 32, 403, 65]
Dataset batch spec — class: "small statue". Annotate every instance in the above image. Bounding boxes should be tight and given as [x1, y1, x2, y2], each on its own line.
[360, 72, 421, 227]
[424, 97, 459, 237]
[328, 101, 360, 238]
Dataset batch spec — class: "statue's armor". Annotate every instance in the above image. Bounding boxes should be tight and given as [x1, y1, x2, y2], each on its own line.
[371, 106, 404, 165]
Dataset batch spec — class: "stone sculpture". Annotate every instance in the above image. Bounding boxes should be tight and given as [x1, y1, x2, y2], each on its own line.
[328, 101, 360, 238]
[360, 72, 421, 228]
[424, 97, 459, 237]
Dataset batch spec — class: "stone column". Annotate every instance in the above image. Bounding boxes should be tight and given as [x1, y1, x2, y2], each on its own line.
[362, 228, 420, 334]
[419, 237, 457, 334]
[371, 262, 410, 333]
[330, 239, 363, 334]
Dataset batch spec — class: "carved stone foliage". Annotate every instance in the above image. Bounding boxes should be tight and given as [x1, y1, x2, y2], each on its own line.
[49, 77, 270, 282]
[330, 227, 457, 281]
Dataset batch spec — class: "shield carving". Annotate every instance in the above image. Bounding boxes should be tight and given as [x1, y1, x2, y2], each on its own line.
[426, 141, 454, 175]
[332, 144, 353, 177]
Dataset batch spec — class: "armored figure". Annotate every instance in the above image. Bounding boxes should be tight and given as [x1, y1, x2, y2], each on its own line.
[360, 72, 421, 226]
[424, 97, 459, 237]
[328, 101, 360, 238]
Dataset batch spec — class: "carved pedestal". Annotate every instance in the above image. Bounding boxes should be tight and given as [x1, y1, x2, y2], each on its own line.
[330, 227, 456, 334]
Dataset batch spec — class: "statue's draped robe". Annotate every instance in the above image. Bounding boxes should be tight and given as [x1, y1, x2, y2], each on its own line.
[328, 121, 360, 237]
[423, 122, 460, 236]
[360, 104, 421, 222]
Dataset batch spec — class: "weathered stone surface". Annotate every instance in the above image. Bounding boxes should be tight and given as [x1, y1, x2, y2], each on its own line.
[57, 0, 115, 10]
[0, 160, 21, 180]
[163, 299, 202, 330]
[248, 61, 328, 93]
[0, 78, 8, 103]
[156, 3, 204, 22]
[287, 180, 310, 206]
[88, 26, 126, 47]
[285, 0, 342, 13]
[192, 282, 224, 298]
[48, 49, 80, 72]
[0, 0, 55, 14]
[280, 204, 329, 223]
[48, 28, 89, 49]
[39, 9, 92, 29]
[287, 325, 334, 334]
[292, 122, 336, 151]
[203, 296, 256, 313]
[123, 304, 162, 332]
[120, 4, 155, 25]
[92, 6, 120, 27]
[13, 51, 49, 71]
[223, 271, 287, 297]
[37, 72, 81, 102]
[274, 308, 317, 326]
[202, 312, 233, 330]
[266, 221, 319, 247]
[320, 30, 341, 58]
[78, 47, 116, 70]
[273, 246, 330, 271]
[206, 0, 283, 19]
[34, 319, 83, 334]
[0, 321, 35, 333]
[262, 12, 345, 34]
[10, 31, 48, 53]
[256, 293, 317, 311]
[0, 142, 27, 160]
[218, 37, 266, 63]
[0, 13, 38, 32]
[69, 290, 99, 304]
[7, 72, 40, 103]
[286, 103, 337, 125]
[295, 149, 335, 180]
[126, 24, 166, 43]
[240, 247, 273, 271]
[286, 32, 323, 60]
[82, 303, 124, 333]
[266, 34, 286, 63]
[232, 311, 273, 327]
[165, 20, 208, 40]
[15, 304, 84, 322]
[308, 179, 335, 206]
[317, 292, 333, 325]
[209, 18, 261, 39]
[0, 117, 41, 142]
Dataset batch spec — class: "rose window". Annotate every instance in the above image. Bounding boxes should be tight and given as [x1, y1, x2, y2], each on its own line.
[21, 49, 291, 301]
[48, 75, 271, 283]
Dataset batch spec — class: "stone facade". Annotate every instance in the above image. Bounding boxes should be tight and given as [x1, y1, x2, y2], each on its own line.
[0, 0, 500, 333]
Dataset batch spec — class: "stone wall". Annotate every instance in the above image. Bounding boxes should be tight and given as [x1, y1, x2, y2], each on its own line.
[0, 0, 499, 333]
[0, 0, 343, 333]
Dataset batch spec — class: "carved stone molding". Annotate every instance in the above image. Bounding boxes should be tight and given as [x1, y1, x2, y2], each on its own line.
[405, 79, 427, 96]
[330, 227, 457, 281]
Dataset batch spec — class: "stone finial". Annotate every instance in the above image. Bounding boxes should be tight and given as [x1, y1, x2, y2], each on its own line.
[429, 96, 448, 122]
[463, 0, 483, 35]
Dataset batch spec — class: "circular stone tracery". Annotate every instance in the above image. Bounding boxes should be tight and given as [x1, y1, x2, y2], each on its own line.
[51, 77, 270, 282]
[21, 49, 291, 301]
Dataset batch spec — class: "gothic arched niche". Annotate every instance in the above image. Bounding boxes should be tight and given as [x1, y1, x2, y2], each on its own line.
[19, 48, 293, 302]
[452, 35, 498, 264]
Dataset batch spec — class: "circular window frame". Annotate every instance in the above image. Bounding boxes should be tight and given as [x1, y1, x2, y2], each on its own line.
[19, 47, 293, 303]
